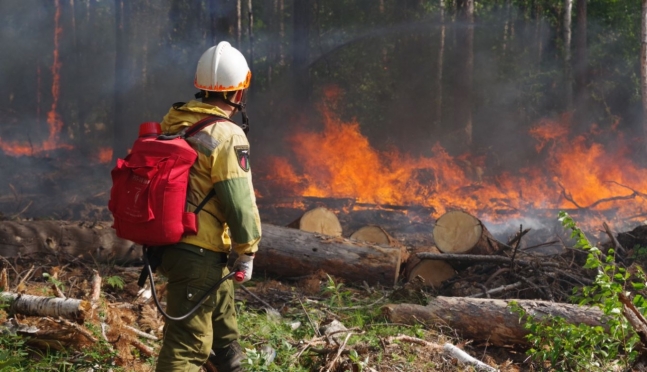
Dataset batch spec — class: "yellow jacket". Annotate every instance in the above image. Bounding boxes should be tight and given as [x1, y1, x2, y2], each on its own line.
[160, 100, 261, 255]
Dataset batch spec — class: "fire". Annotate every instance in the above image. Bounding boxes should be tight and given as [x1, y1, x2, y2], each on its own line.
[259, 107, 647, 228]
[0, 0, 72, 157]
[97, 147, 113, 164]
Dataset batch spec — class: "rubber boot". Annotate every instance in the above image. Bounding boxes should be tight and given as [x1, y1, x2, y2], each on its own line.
[205, 341, 244, 372]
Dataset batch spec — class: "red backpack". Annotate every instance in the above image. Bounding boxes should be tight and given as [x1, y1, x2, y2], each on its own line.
[108, 116, 223, 246]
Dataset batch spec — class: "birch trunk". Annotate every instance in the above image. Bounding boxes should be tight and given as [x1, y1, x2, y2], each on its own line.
[0, 292, 90, 323]
[564, 0, 573, 109]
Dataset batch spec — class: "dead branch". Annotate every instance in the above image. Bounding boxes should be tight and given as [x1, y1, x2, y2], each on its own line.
[416, 252, 559, 267]
[386, 334, 442, 349]
[468, 282, 523, 298]
[90, 270, 102, 306]
[1, 292, 90, 322]
[444, 343, 498, 372]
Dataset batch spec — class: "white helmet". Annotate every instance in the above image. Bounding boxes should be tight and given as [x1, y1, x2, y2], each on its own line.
[194, 41, 251, 92]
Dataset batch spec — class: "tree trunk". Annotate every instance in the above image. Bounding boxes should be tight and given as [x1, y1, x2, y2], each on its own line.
[288, 207, 343, 237]
[435, 0, 446, 130]
[574, 0, 587, 112]
[112, 0, 131, 161]
[404, 247, 456, 288]
[455, 0, 474, 148]
[210, 0, 237, 44]
[256, 223, 401, 286]
[236, 0, 242, 47]
[564, 0, 573, 109]
[642, 0, 647, 155]
[0, 220, 139, 263]
[292, 0, 311, 100]
[433, 210, 501, 256]
[0, 221, 400, 286]
[382, 296, 605, 346]
[1, 292, 90, 323]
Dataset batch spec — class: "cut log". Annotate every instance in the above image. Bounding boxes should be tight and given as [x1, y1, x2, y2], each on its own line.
[433, 210, 501, 256]
[288, 207, 343, 237]
[0, 220, 139, 263]
[0, 292, 90, 323]
[256, 223, 401, 286]
[0, 220, 401, 287]
[404, 247, 455, 288]
[350, 225, 409, 262]
[382, 296, 605, 347]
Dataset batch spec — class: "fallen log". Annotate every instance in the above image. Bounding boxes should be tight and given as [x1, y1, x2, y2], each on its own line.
[350, 225, 409, 262]
[433, 210, 502, 256]
[288, 207, 343, 237]
[0, 292, 90, 323]
[382, 296, 605, 346]
[256, 223, 401, 286]
[0, 220, 401, 286]
[404, 247, 455, 288]
[0, 220, 139, 263]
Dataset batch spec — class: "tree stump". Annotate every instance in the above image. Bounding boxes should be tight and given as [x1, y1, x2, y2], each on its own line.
[404, 247, 455, 288]
[288, 207, 343, 237]
[350, 225, 409, 262]
[433, 210, 501, 256]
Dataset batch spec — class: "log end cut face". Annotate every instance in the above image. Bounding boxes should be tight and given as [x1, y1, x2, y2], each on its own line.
[433, 210, 482, 254]
[350, 225, 394, 245]
[291, 207, 343, 237]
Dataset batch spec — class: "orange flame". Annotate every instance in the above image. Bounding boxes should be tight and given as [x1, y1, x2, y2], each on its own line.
[0, 0, 72, 157]
[260, 107, 647, 228]
[97, 147, 113, 164]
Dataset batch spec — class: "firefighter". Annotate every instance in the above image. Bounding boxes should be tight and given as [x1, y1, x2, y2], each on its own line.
[154, 41, 261, 372]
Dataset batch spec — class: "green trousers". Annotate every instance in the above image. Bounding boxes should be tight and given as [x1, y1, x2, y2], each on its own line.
[155, 243, 239, 372]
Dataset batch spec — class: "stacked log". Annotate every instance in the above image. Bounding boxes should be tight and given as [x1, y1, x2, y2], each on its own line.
[403, 246, 455, 289]
[288, 206, 343, 237]
[433, 210, 502, 256]
[350, 225, 409, 262]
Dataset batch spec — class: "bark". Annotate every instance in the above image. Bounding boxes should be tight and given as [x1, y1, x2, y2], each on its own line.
[382, 296, 606, 346]
[288, 207, 343, 237]
[435, 0, 446, 130]
[256, 223, 401, 286]
[0, 220, 139, 263]
[236, 0, 242, 47]
[292, 0, 312, 100]
[642, 0, 647, 154]
[564, 0, 573, 109]
[0, 292, 90, 323]
[455, 0, 474, 148]
[0, 221, 400, 286]
[112, 0, 131, 161]
[433, 210, 501, 256]
[247, 0, 254, 75]
[404, 247, 455, 288]
[573, 0, 589, 131]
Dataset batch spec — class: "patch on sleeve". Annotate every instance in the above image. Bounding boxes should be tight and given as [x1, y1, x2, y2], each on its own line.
[234, 145, 250, 172]
[187, 132, 220, 155]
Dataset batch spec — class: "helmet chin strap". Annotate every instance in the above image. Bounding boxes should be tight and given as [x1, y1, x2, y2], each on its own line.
[225, 97, 249, 135]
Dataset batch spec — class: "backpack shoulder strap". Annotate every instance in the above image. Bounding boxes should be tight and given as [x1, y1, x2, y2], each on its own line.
[183, 115, 232, 215]
[183, 115, 232, 138]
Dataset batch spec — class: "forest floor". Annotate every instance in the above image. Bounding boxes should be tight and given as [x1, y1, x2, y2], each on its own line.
[0, 251, 531, 372]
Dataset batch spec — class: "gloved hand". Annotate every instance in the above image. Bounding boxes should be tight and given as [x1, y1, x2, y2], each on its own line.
[233, 253, 254, 283]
